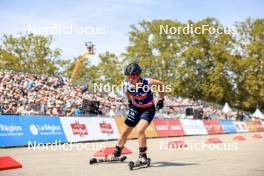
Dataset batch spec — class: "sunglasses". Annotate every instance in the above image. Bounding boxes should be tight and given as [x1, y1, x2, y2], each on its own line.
[128, 75, 140, 82]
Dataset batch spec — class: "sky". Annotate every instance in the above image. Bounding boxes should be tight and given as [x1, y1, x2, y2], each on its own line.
[0, 0, 263, 64]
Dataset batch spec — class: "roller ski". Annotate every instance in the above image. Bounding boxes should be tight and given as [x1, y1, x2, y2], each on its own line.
[90, 145, 129, 164]
[90, 155, 127, 164]
[128, 157, 151, 170]
[128, 147, 151, 170]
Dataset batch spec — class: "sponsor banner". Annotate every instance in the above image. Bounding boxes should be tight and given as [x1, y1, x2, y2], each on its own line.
[245, 121, 258, 132]
[0, 115, 67, 147]
[60, 117, 91, 142]
[233, 121, 249, 133]
[60, 117, 119, 142]
[203, 120, 224, 134]
[0, 115, 27, 147]
[254, 121, 264, 131]
[23, 116, 67, 145]
[180, 119, 207, 135]
[93, 117, 119, 140]
[152, 119, 170, 137]
[219, 120, 236, 133]
[166, 119, 185, 136]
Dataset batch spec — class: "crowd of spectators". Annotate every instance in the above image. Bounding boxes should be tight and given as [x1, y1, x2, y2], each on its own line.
[0, 70, 258, 120]
[0, 70, 129, 116]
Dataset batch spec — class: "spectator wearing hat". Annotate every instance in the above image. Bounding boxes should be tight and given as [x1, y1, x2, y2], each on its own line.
[52, 103, 63, 115]
[46, 104, 54, 115]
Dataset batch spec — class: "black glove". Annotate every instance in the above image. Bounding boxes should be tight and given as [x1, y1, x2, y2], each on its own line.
[156, 99, 164, 111]
[128, 99, 133, 109]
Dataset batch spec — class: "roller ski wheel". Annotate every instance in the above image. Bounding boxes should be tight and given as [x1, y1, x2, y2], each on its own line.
[90, 158, 97, 164]
[147, 158, 151, 166]
[119, 155, 127, 162]
[129, 161, 134, 170]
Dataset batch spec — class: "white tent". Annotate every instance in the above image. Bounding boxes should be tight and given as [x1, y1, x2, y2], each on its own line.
[253, 108, 264, 119]
[222, 102, 232, 113]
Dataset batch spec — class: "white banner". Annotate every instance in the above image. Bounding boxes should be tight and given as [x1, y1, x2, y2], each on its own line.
[92, 117, 119, 140]
[180, 119, 207, 135]
[60, 117, 119, 142]
[233, 121, 249, 133]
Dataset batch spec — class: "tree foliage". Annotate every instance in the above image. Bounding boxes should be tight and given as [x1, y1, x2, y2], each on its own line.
[123, 18, 264, 111]
[0, 33, 61, 75]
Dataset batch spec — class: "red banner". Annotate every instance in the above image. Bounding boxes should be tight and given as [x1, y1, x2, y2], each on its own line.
[167, 119, 185, 136]
[203, 120, 224, 134]
[152, 119, 170, 137]
[254, 120, 264, 131]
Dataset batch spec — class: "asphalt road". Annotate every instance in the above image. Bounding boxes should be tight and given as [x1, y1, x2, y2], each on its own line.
[1, 132, 264, 176]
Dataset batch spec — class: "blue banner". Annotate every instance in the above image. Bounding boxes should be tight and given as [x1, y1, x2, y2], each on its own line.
[219, 120, 237, 133]
[0, 115, 26, 147]
[0, 115, 67, 147]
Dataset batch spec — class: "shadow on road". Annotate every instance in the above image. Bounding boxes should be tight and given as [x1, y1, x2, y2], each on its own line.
[131, 161, 199, 170]
[151, 161, 199, 168]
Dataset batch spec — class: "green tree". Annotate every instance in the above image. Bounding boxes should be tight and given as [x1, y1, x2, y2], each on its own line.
[98, 52, 123, 85]
[0, 33, 61, 75]
[123, 19, 184, 84]
[178, 18, 234, 104]
[231, 18, 264, 110]
[123, 18, 234, 105]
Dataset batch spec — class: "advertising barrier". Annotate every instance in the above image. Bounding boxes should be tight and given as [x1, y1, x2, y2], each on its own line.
[180, 119, 208, 135]
[0, 115, 27, 147]
[23, 116, 67, 145]
[253, 121, 264, 132]
[152, 119, 171, 137]
[1, 114, 264, 147]
[233, 121, 249, 133]
[60, 117, 119, 142]
[152, 119, 185, 137]
[219, 120, 236, 133]
[166, 119, 185, 136]
[203, 120, 224, 134]
[0, 115, 67, 147]
[245, 121, 258, 132]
